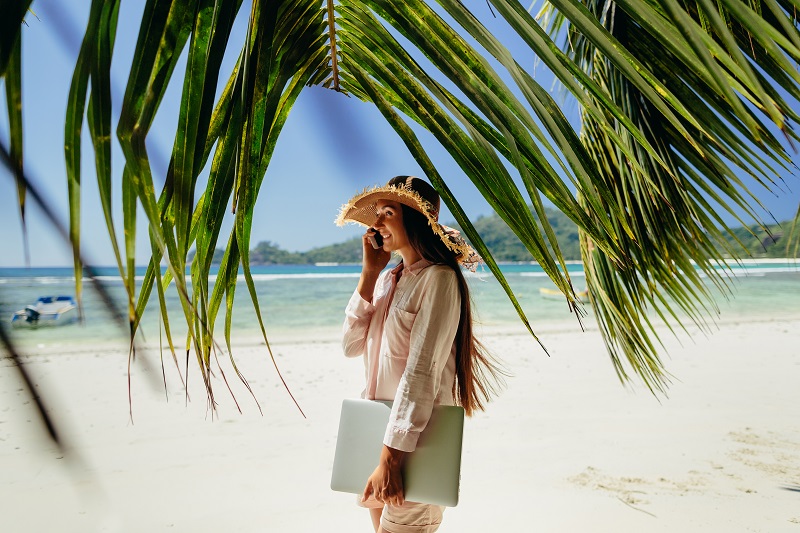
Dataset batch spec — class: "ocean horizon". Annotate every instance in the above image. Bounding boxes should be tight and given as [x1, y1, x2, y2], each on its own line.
[2, 259, 798, 349]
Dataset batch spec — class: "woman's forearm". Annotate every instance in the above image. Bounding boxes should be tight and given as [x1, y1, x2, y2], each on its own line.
[357, 269, 381, 303]
[379, 443, 406, 469]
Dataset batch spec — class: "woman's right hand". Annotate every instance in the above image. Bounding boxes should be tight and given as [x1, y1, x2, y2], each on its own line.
[356, 229, 390, 303]
[362, 445, 406, 507]
[361, 229, 391, 273]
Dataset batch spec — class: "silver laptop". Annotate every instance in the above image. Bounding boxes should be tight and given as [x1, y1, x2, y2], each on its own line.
[330, 399, 464, 507]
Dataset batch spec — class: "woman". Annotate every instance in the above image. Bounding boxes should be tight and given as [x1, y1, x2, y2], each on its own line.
[337, 176, 504, 533]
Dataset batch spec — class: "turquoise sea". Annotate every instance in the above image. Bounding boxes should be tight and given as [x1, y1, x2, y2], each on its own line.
[1, 260, 799, 348]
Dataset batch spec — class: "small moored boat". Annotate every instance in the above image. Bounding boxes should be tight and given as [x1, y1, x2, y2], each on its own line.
[11, 296, 78, 327]
[539, 287, 590, 303]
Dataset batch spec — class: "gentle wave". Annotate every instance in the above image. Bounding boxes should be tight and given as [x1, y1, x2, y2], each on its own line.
[1, 260, 797, 285]
[708, 258, 799, 265]
[0, 272, 363, 285]
[717, 267, 798, 275]
[520, 271, 587, 278]
[0, 277, 75, 285]
[520, 266, 799, 278]
[242, 273, 361, 281]
[3, 268, 798, 284]
[94, 274, 362, 282]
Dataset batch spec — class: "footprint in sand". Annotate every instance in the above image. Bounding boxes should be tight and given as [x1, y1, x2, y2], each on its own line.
[568, 466, 709, 516]
[728, 427, 800, 481]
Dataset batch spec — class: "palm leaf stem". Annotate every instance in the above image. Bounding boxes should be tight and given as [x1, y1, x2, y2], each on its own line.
[326, 0, 341, 90]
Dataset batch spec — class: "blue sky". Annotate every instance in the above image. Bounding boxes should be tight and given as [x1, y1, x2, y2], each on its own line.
[1, 1, 798, 267]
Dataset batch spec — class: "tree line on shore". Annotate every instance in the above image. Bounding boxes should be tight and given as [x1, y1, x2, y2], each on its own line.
[194, 208, 795, 265]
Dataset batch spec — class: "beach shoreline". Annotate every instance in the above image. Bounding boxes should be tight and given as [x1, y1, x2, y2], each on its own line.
[6, 298, 800, 352]
[2, 316, 799, 532]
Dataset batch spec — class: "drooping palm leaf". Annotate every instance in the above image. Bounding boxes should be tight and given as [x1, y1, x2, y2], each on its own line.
[3, 29, 27, 265]
[335, 0, 622, 309]
[171, 0, 241, 385]
[535, 0, 799, 390]
[65, 0, 102, 319]
[226, 0, 328, 414]
[0, 2, 32, 76]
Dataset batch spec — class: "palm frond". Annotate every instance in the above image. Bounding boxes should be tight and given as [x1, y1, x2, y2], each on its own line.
[535, 0, 799, 389]
[3, 27, 27, 265]
[0, 1, 31, 75]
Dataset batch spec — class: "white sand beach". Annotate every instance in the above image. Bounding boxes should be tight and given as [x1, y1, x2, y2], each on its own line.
[2, 318, 799, 532]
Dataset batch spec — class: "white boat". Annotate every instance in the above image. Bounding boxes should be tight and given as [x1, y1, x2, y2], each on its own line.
[11, 296, 78, 327]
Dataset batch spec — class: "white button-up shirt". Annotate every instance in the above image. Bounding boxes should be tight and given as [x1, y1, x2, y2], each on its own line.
[342, 259, 460, 452]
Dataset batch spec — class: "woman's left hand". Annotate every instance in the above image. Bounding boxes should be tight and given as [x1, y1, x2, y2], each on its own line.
[361, 445, 407, 507]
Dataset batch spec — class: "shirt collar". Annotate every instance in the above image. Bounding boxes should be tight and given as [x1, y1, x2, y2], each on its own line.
[391, 258, 432, 278]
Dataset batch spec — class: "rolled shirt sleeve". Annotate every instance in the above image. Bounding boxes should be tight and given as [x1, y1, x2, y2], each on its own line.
[342, 289, 377, 358]
[384, 267, 461, 452]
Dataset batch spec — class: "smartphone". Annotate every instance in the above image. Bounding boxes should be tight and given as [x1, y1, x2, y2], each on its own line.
[367, 228, 383, 249]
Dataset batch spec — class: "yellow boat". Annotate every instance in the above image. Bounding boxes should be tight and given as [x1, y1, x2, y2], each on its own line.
[539, 287, 590, 303]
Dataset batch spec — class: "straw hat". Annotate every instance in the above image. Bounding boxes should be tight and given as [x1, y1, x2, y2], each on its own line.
[335, 176, 481, 271]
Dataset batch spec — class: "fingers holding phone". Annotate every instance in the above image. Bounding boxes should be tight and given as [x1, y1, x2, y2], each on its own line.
[362, 228, 390, 272]
[367, 228, 383, 250]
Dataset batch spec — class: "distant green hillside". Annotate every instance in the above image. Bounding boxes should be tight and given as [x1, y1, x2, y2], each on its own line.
[195, 209, 797, 265]
[455, 207, 581, 262]
[716, 221, 798, 258]
[243, 206, 581, 264]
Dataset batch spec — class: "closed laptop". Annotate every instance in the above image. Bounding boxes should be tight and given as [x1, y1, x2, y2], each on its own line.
[330, 398, 464, 507]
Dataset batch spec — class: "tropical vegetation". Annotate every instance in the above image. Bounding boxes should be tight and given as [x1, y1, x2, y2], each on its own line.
[2, 0, 799, 404]
[207, 210, 795, 264]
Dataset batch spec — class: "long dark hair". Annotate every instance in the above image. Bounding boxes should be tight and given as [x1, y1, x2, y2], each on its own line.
[388, 176, 505, 416]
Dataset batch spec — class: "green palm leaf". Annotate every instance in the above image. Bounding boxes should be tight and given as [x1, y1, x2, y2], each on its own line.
[0, 2, 31, 76]
[535, 0, 799, 389]
[3, 29, 27, 265]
